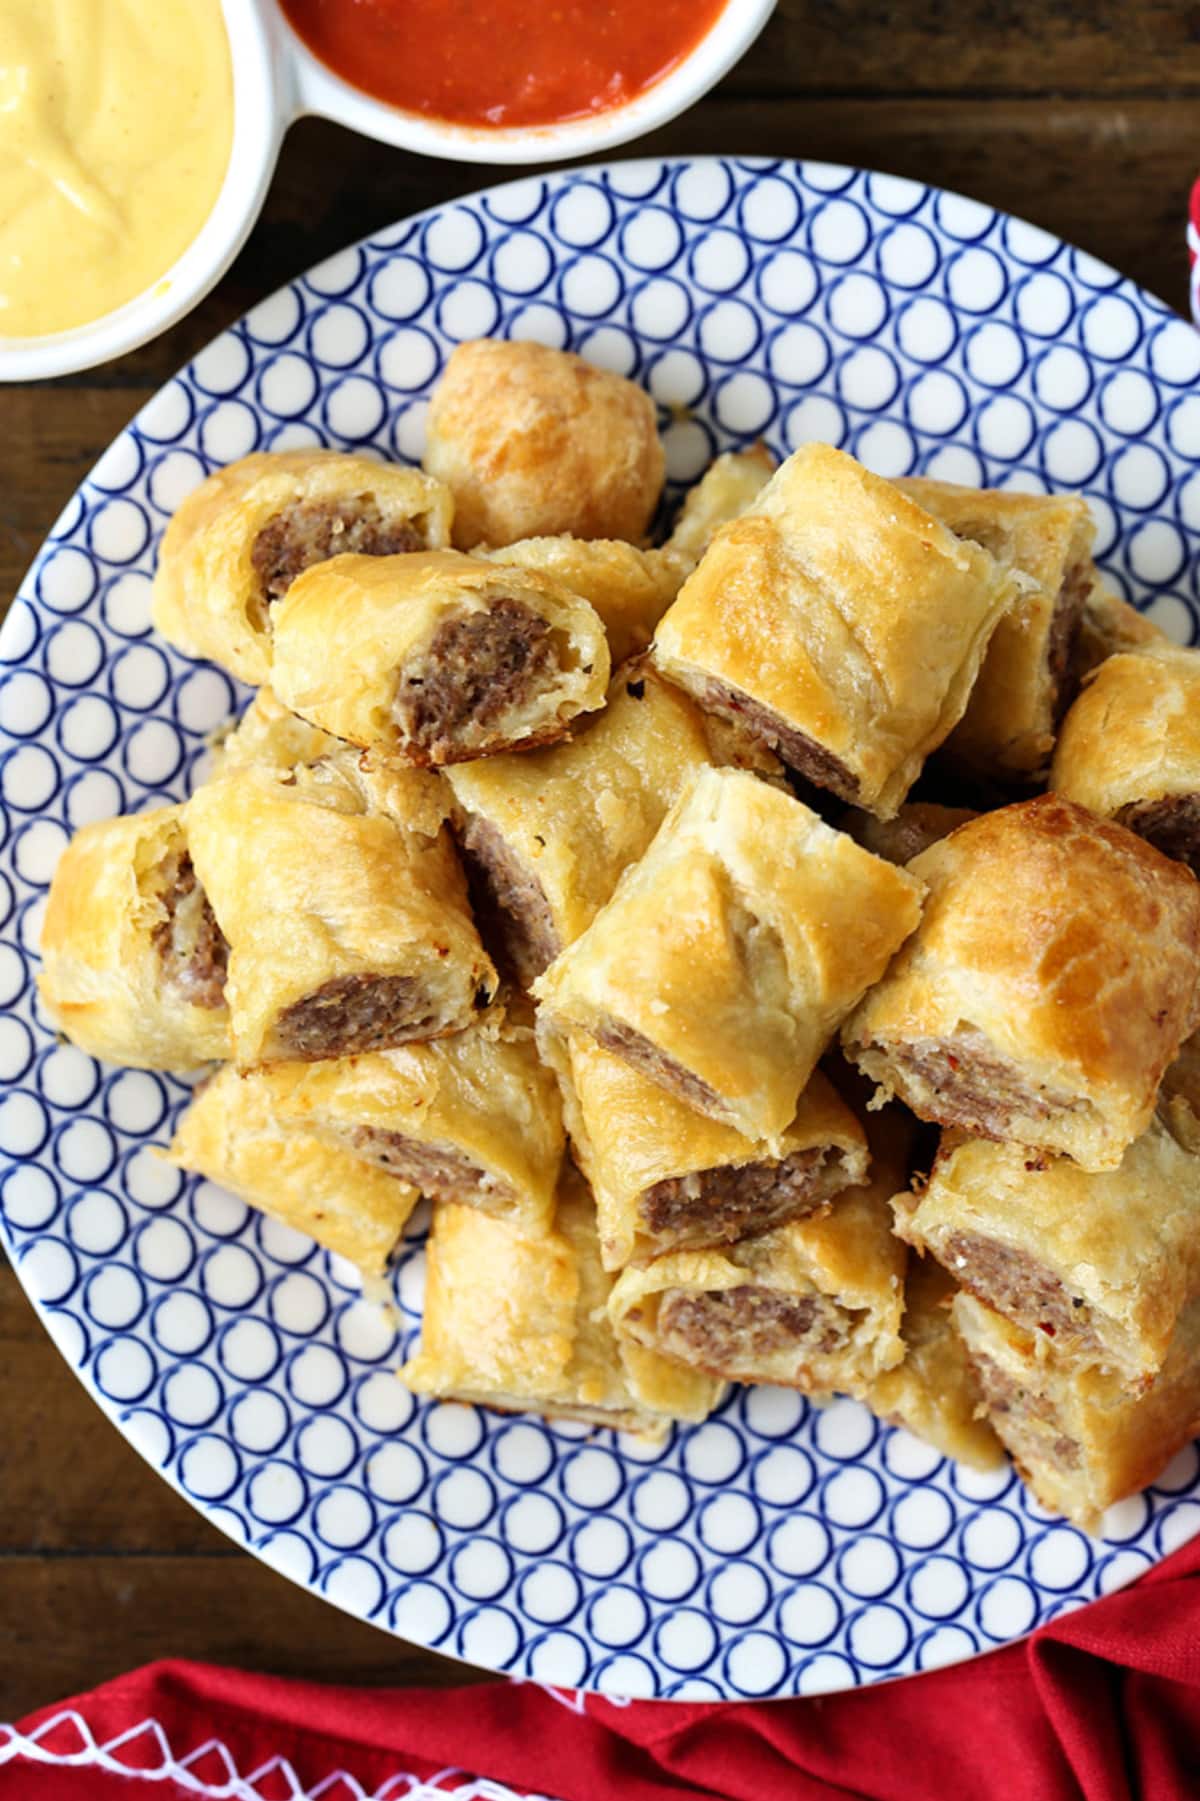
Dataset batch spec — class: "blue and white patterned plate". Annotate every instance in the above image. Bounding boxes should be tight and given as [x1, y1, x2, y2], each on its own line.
[3, 158, 1200, 1704]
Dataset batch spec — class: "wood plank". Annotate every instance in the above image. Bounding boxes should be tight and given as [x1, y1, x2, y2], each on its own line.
[0, 1555, 482, 1719]
[729, 0, 1200, 97]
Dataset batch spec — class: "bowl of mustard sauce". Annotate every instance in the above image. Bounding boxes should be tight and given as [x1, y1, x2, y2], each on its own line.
[0, 0, 280, 380]
[0, 0, 773, 379]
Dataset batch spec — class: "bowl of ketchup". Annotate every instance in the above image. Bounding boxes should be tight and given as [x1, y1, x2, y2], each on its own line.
[275, 0, 777, 164]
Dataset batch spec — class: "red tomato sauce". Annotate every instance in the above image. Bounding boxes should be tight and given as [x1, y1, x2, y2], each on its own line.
[279, 0, 731, 129]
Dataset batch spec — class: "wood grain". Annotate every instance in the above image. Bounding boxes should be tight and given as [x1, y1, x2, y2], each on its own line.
[2, 3, 1196, 1719]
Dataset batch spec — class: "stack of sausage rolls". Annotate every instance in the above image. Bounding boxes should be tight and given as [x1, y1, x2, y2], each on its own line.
[37, 336, 1200, 1529]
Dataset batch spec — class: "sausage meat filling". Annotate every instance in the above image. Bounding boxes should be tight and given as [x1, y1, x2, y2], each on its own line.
[251, 498, 425, 609]
[276, 973, 439, 1059]
[153, 850, 228, 1011]
[394, 600, 562, 764]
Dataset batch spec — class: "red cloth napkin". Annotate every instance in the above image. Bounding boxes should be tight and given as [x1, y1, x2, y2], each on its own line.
[5, 1533, 1200, 1801]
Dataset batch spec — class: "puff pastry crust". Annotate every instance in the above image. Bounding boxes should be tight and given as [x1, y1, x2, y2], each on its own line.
[481, 536, 682, 668]
[38, 805, 230, 1071]
[261, 1014, 563, 1234]
[607, 1139, 907, 1392]
[166, 1064, 418, 1277]
[447, 664, 721, 984]
[894, 1123, 1200, 1382]
[896, 476, 1095, 779]
[843, 795, 1200, 1170]
[651, 444, 1017, 818]
[664, 445, 777, 564]
[185, 761, 495, 1067]
[1052, 646, 1200, 875]
[954, 1292, 1200, 1531]
[269, 549, 610, 767]
[559, 1037, 869, 1269]
[400, 1168, 723, 1437]
[535, 766, 926, 1146]
[151, 450, 453, 685]
[865, 1257, 1004, 1472]
[423, 338, 664, 550]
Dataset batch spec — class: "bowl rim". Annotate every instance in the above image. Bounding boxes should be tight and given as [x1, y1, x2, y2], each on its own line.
[285, 0, 778, 165]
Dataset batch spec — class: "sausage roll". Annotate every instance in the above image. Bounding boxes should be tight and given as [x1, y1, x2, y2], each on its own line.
[559, 1036, 869, 1269]
[38, 806, 230, 1071]
[166, 1064, 418, 1278]
[269, 550, 610, 768]
[608, 1143, 907, 1393]
[893, 1124, 1200, 1383]
[535, 766, 925, 1146]
[840, 802, 977, 869]
[1052, 647, 1200, 876]
[400, 1169, 723, 1437]
[151, 450, 453, 685]
[865, 1257, 1005, 1472]
[895, 476, 1095, 779]
[954, 1292, 1200, 1532]
[651, 444, 1017, 818]
[842, 795, 1200, 1171]
[481, 537, 682, 668]
[447, 664, 719, 985]
[261, 1016, 563, 1233]
[1072, 574, 1165, 683]
[423, 338, 665, 549]
[185, 761, 496, 1067]
[664, 444, 777, 564]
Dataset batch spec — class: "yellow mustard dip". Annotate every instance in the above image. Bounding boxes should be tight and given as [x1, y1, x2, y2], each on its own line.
[0, 0, 233, 338]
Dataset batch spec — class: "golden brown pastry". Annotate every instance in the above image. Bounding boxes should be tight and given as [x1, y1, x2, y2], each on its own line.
[1052, 646, 1200, 875]
[481, 536, 682, 668]
[185, 760, 496, 1067]
[166, 1064, 418, 1278]
[400, 1168, 723, 1437]
[447, 664, 722, 985]
[151, 450, 453, 685]
[213, 685, 341, 775]
[1072, 574, 1166, 682]
[559, 1038, 869, 1269]
[893, 1123, 1200, 1382]
[423, 339, 665, 549]
[865, 1257, 1005, 1472]
[895, 476, 1095, 779]
[215, 687, 452, 837]
[269, 549, 610, 767]
[38, 805, 230, 1071]
[840, 802, 977, 868]
[260, 1015, 564, 1234]
[842, 795, 1200, 1170]
[651, 444, 1017, 818]
[535, 766, 925, 1146]
[954, 1291, 1200, 1532]
[664, 444, 777, 563]
[608, 1144, 907, 1393]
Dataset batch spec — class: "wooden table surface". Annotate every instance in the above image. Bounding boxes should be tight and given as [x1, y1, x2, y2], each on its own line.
[3, 0, 1199, 1724]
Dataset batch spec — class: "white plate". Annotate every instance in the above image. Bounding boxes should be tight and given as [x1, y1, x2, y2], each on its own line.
[2, 157, 1200, 1703]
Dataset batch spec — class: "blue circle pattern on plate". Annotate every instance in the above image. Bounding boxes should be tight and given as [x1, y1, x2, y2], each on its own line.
[2, 156, 1199, 1703]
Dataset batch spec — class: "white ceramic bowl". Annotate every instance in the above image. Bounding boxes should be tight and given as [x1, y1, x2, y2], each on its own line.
[0, 0, 775, 384]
